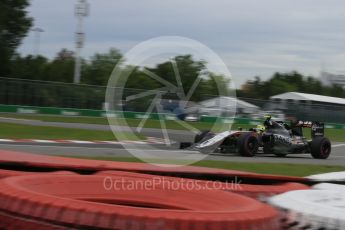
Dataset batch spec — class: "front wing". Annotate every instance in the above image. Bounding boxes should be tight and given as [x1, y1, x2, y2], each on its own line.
[189, 131, 243, 154]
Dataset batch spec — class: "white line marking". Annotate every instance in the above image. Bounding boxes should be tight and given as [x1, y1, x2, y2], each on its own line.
[0, 143, 192, 152]
[0, 137, 164, 145]
[332, 144, 345, 148]
[101, 140, 154, 145]
[100, 141, 120, 144]
[68, 140, 94, 144]
[0, 139, 14, 142]
[32, 140, 57, 143]
[0, 117, 32, 122]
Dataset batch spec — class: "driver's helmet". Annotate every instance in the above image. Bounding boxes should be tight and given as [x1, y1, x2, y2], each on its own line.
[256, 124, 265, 132]
[263, 115, 273, 127]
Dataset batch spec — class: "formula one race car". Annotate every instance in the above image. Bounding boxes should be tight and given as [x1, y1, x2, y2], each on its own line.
[180, 116, 331, 159]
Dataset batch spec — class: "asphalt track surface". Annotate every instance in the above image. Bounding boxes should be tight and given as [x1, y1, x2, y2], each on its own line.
[1, 141, 345, 166]
[1, 117, 345, 165]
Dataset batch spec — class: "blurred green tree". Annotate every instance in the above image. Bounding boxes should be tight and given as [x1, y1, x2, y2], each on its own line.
[239, 71, 345, 99]
[82, 48, 123, 85]
[137, 55, 231, 101]
[10, 54, 49, 80]
[0, 0, 32, 76]
[45, 49, 75, 83]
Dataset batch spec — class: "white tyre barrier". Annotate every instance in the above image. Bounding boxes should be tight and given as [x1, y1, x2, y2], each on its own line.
[269, 189, 345, 230]
[312, 182, 345, 191]
[306, 171, 345, 182]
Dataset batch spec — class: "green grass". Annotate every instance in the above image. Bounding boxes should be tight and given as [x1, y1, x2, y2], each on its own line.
[2, 113, 345, 142]
[195, 161, 345, 177]
[1, 113, 343, 176]
[0, 122, 142, 141]
[64, 155, 345, 177]
[0, 113, 110, 125]
[0, 113, 253, 132]
[0, 113, 219, 130]
[324, 129, 345, 142]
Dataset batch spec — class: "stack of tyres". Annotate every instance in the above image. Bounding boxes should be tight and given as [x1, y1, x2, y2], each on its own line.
[0, 174, 280, 230]
[0, 169, 76, 179]
[268, 171, 345, 230]
[0, 150, 313, 229]
[269, 189, 345, 230]
[0, 169, 34, 179]
[0, 150, 308, 183]
[98, 170, 309, 200]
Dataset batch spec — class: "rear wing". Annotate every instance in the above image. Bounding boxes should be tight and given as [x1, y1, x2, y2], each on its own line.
[292, 121, 324, 138]
[311, 122, 325, 138]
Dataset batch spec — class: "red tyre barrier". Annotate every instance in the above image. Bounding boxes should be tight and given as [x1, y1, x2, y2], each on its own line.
[50, 171, 77, 175]
[0, 174, 280, 230]
[97, 170, 309, 199]
[0, 169, 33, 179]
[0, 210, 66, 230]
[0, 150, 307, 183]
[0, 169, 76, 179]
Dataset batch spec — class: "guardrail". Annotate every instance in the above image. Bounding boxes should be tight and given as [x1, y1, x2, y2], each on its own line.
[0, 104, 344, 129]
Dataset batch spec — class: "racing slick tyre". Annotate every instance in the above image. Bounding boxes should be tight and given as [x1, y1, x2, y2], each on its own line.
[310, 137, 331, 159]
[194, 130, 213, 143]
[238, 133, 259, 157]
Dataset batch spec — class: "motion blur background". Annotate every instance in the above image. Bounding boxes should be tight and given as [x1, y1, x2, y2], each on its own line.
[2, 0, 345, 124]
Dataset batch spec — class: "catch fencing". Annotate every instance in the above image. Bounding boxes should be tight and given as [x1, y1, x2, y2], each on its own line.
[1, 77, 345, 124]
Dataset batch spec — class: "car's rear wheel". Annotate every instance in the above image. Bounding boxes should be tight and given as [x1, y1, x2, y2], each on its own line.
[238, 133, 259, 157]
[310, 137, 331, 159]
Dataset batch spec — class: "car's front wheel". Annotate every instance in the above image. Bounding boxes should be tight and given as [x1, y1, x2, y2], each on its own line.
[238, 133, 259, 157]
